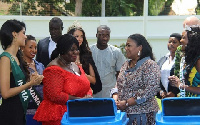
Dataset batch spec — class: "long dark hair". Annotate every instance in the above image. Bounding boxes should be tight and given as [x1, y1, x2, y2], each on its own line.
[128, 34, 155, 61]
[184, 26, 200, 81]
[0, 19, 29, 81]
[51, 34, 79, 60]
[67, 27, 92, 73]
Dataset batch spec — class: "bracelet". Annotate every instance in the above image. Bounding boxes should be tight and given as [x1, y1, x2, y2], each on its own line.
[160, 90, 164, 96]
[179, 83, 183, 90]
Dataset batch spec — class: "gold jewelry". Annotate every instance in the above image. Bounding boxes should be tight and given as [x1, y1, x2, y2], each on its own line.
[27, 60, 34, 65]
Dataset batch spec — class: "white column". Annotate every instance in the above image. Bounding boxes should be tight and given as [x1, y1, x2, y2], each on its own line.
[143, 0, 148, 38]
[101, 0, 105, 17]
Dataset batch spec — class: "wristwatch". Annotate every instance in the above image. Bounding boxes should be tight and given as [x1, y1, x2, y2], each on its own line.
[125, 100, 129, 107]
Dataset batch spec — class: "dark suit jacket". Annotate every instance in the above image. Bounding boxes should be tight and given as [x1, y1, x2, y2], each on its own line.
[157, 56, 180, 99]
[36, 37, 50, 67]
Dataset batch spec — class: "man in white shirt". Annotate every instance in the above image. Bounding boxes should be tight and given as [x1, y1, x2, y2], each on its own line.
[90, 25, 126, 98]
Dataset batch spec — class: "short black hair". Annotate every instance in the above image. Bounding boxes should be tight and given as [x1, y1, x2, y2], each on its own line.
[25, 35, 36, 45]
[51, 34, 79, 60]
[49, 17, 63, 30]
[170, 33, 182, 41]
[97, 25, 111, 33]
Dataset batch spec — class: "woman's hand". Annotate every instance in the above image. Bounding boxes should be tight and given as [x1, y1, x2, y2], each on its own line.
[29, 72, 44, 86]
[83, 94, 93, 98]
[160, 90, 167, 99]
[112, 94, 118, 104]
[168, 75, 181, 88]
[116, 100, 127, 110]
[75, 61, 82, 67]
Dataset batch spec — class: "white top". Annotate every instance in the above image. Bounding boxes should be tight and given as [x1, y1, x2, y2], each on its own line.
[90, 44, 126, 97]
[161, 53, 175, 92]
[48, 37, 57, 59]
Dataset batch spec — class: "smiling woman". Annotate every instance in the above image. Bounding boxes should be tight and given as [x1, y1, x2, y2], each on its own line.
[33, 34, 93, 125]
[20, 35, 45, 125]
[112, 34, 160, 125]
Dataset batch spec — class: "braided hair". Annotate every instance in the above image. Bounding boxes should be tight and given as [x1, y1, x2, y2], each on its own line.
[184, 26, 200, 81]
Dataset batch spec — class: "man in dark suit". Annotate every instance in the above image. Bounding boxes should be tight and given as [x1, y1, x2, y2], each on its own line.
[36, 17, 63, 67]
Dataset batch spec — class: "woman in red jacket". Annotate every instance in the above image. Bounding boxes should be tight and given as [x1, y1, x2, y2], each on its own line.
[34, 34, 92, 125]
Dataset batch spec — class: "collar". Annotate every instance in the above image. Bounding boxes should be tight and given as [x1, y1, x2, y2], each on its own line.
[126, 56, 151, 72]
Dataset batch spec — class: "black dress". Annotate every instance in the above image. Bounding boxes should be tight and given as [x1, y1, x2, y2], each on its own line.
[0, 67, 26, 125]
[82, 55, 102, 94]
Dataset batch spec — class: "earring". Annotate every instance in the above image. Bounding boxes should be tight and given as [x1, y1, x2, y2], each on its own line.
[138, 51, 140, 56]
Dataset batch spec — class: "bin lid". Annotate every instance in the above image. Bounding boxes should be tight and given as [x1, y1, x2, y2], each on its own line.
[67, 98, 116, 117]
[162, 97, 200, 116]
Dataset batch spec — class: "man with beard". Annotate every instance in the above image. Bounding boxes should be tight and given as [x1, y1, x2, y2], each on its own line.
[36, 17, 63, 67]
[90, 25, 125, 98]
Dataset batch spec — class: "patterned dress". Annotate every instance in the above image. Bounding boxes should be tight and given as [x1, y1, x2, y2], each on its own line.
[34, 65, 92, 125]
[117, 57, 160, 125]
[185, 57, 200, 97]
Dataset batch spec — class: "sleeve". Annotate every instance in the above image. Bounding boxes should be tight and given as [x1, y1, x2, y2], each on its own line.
[134, 61, 161, 104]
[169, 66, 180, 96]
[115, 48, 126, 71]
[43, 67, 69, 105]
[86, 88, 93, 96]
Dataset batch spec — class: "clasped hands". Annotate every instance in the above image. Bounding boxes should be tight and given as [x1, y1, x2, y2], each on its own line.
[113, 95, 127, 110]
[115, 100, 127, 110]
[30, 72, 44, 86]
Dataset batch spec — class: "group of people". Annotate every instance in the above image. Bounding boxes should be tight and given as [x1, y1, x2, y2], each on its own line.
[0, 17, 125, 125]
[157, 16, 200, 99]
[0, 15, 200, 125]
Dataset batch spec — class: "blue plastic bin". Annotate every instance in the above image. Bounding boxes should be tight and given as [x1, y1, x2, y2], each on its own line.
[61, 98, 129, 125]
[156, 97, 200, 125]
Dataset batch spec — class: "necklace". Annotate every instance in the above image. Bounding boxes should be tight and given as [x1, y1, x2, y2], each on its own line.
[129, 61, 136, 68]
[27, 60, 34, 65]
[59, 56, 80, 76]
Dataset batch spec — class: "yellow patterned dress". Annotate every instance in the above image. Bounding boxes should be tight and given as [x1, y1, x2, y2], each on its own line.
[186, 67, 200, 97]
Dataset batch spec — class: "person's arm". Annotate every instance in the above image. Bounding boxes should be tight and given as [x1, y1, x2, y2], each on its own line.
[43, 67, 81, 104]
[0, 57, 43, 99]
[85, 64, 96, 84]
[169, 75, 200, 94]
[169, 59, 200, 95]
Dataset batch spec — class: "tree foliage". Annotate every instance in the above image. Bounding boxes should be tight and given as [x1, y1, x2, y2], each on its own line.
[2, 0, 183, 16]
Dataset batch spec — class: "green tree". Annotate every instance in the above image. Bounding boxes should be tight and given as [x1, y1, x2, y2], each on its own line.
[3, 0, 68, 16]
[2, 0, 180, 16]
